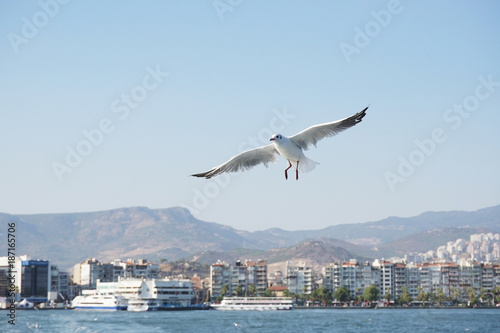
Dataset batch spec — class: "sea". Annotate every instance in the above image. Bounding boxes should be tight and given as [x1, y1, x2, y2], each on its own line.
[2, 308, 499, 333]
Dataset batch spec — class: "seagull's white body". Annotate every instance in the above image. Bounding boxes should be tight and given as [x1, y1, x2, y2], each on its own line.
[270, 134, 319, 179]
[192, 106, 368, 180]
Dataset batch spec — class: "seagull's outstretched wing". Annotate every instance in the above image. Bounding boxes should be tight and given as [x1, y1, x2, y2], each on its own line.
[192, 144, 278, 179]
[290, 106, 368, 150]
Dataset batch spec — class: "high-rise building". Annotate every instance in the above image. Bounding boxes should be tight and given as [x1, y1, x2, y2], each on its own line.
[209, 259, 268, 300]
[286, 261, 313, 295]
[21, 260, 50, 301]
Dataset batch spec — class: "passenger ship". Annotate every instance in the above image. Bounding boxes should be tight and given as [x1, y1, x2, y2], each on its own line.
[71, 293, 128, 310]
[211, 297, 294, 311]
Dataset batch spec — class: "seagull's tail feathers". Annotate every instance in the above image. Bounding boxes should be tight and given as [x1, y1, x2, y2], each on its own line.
[298, 156, 319, 173]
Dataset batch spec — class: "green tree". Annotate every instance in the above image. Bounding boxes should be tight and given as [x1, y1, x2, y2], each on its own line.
[334, 287, 351, 303]
[466, 287, 478, 307]
[435, 288, 446, 305]
[450, 287, 460, 304]
[398, 286, 412, 305]
[311, 287, 332, 305]
[220, 285, 229, 297]
[493, 286, 500, 304]
[248, 284, 257, 297]
[262, 288, 274, 297]
[467, 287, 475, 301]
[283, 289, 293, 297]
[355, 287, 363, 304]
[363, 285, 379, 302]
[234, 285, 244, 297]
[417, 286, 430, 303]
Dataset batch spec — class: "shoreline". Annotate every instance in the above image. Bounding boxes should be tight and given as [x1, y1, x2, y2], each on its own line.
[295, 306, 500, 310]
[2, 306, 499, 311]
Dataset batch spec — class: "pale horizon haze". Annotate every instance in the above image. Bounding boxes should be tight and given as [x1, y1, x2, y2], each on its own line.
[1, 1, 499, 231]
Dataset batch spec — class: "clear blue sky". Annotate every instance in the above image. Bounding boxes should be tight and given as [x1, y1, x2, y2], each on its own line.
[1, 1, 499, 231]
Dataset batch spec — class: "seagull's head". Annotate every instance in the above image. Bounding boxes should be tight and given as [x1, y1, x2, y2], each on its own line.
[270, 134, 283, 141]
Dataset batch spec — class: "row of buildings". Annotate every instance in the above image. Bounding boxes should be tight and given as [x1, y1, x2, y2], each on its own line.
[3, 254, 500, 305]
[209, 259, 500, 302]
[73, 258, 159, 289]
[0, 256, 173, 304]
[322, 259, 499, 302]
[0, 256, 58, 303]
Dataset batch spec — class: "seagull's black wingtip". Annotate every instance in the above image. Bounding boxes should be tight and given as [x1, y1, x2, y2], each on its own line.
[191, 172, 212, 179]
[355, 106, 368, 122]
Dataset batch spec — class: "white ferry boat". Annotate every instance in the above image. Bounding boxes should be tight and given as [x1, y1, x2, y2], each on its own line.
[127, 299, 160, 312]
[71, 294, 128, 310]
[211, 297, 294, 311]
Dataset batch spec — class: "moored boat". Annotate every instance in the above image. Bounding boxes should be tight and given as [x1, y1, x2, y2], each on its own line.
[71, 293, 128, 310]
[210, 297, 294, 311]
[127, 299, 160, 312]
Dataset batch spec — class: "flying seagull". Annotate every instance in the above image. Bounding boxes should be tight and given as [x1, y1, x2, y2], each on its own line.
[192, 106, 368, 180]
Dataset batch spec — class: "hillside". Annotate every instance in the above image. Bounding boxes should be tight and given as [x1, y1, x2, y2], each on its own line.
[0, 204, 498, 270]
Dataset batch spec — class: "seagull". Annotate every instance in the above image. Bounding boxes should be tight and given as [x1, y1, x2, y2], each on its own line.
[192, 106, 368, 180]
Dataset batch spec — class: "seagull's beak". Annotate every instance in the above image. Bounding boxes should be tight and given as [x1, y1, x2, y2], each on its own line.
[270, 138, 274, 141]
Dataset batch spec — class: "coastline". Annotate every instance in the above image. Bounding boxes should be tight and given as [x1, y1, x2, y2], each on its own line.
[295, 305, 500, 310]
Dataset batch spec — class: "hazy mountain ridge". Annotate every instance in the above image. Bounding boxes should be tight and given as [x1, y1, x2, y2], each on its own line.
[0, 204, 498, 270]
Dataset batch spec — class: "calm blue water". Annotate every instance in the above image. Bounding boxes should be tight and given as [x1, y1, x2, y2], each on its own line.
[2, 309, 499, 332]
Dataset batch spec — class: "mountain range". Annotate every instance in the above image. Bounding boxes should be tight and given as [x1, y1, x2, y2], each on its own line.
[1, 204, 499, 270]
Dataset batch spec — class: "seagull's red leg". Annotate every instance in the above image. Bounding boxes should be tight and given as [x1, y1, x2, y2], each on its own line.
[296, 161, 299, 180]
[285, 161, 292, 180]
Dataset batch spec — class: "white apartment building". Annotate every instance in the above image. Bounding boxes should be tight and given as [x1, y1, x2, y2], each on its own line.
[209, 259, 268, 300]
[286, 261, 313, 295]
[372, 259, 395, 298]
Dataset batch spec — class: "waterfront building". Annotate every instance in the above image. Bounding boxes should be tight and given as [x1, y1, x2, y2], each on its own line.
[50, 265, 69, 301]
[74, 258, 101, 288]
[482, 263, 494, 293]
[458, 260, 482, 299]
[393, 263, 407, 300]
[21, 259, 50, 302]
[286, 261, 313, 295]
[96, 278, 194, 307]
[406, 263, 420, 299]
[210, 260, 232, 300]
[255, 259, 268, 295]
[209, 259, 268, 300]
[232, 260, 255, 295]
[268, 286, 288, 297]
[372, 260, 395, 299]
[0, 255, 24, 300]
[323, 260, 379, 300]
